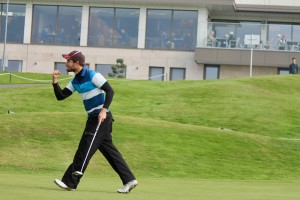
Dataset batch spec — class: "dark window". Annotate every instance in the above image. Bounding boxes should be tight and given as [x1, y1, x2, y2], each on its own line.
[146, 9, 197, 50]
[149, 66, 165, 81]
[0, 4, 25, 43]
[95, 64, 114, 78]
[88, 7, 139, 48]
[1, 59, 22, 72]
[278, 67, 289, 75]
[32, 5, 82, 45]
[170, 67, 185, 80]
[204, 65, 220, 80]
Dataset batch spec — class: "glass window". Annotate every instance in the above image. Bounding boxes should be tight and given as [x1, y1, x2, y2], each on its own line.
[204, 65, 219, 80]
[170, 68, 185, 80]
[95, 64, 113, 78]
[173, 11, 197, 50]
[88, 7, 114, 47]
[115, 8, 139, 48]
[149, 66, 164, 81]
[0, 60, 22, 72]
[236, 23, 261, 47]
[7, 60, 22, 72]
[146, 9, 197, 50]
[57, 6, 82, 45]
[292, 25, 300, 43]
[32, 5, 82, 45]
[278, 68, 289, 75]
[0, 4, 25, 43]
[268, 23, 291, 50]
[212, 22, 235, 47]
[146, 10, 171, 49]
[88, 7, 139, 48]
[212, 22, 261, 48]
[55, 62, 68, 75]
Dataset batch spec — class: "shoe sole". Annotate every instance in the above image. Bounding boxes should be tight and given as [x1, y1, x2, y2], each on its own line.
[54, 180, 75, 191]
[118, 183, 138, 194]
[128, 183, 138, 193]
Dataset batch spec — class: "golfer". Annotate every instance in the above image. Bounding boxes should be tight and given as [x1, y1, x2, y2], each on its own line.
[52, 50, 138, 193]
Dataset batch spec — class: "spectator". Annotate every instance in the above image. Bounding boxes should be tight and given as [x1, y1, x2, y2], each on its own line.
[228, 31, 236, 47]
[289, 58, 298, 74]
[207, 31, 216, 47]
[120, 28, 130, 47]
[277, 34, 286, 50]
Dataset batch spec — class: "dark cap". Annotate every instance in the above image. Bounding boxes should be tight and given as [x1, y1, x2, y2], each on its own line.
[62, 51, 85, 64]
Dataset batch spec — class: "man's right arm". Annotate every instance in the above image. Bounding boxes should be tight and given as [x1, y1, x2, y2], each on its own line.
[52, 70, 73, 100]
[52, 83, 72, 100]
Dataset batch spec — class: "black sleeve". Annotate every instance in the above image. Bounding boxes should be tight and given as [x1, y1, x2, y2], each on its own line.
[100, 81, 114, 109]
[52, 83, 73, 101]
[289, 64, 292, 74]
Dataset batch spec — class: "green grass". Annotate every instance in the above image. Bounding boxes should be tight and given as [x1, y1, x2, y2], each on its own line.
[1, 73, 300, 198]
[0, 72, 71, 84]
[1, 174, 300, 200]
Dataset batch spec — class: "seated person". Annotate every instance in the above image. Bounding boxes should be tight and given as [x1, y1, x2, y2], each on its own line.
[220, 34, 229, 47]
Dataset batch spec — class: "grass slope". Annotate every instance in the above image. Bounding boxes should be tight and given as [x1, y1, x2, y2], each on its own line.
[0, 73, 300, 180]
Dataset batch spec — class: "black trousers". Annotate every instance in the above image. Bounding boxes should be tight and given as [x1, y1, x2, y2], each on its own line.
[61, 112, 136, 189]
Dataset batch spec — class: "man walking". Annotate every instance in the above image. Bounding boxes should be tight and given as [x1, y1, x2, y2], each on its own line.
[52, 50, 138, 193]
[289, 58, 299, 74]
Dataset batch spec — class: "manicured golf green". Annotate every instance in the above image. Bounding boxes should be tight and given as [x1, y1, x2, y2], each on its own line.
[1, 173, 300, 200]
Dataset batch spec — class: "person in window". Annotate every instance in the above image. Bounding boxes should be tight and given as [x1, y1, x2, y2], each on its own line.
[228, 31, 236, 47]
[221, 34, 229, 47]
[160, 31, 169, 48]
[277, 34, 286, 50]
[120, 28, 130, 47]
[207, 31, 216, 47]
[40, 25, 50, 43]
[289, 57, 298, 74]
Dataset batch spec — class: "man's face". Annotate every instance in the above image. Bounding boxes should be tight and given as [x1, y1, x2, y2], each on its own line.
[293, 59, 297, 64]
[66, 59, 78, 72]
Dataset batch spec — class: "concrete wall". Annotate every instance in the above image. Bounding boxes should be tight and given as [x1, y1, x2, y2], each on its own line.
[220, 65, 277, 79]
[0, 44, 201, 80]
[195, 48, 300, 67]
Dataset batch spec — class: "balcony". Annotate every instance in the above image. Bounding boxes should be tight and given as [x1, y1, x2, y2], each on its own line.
[195, 22, 300, 66]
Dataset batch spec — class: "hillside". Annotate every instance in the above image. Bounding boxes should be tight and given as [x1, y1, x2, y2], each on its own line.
[0, 73, 300, 180]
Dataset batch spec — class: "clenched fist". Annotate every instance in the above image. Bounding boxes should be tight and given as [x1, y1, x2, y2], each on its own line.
[52, 70, 60, 84]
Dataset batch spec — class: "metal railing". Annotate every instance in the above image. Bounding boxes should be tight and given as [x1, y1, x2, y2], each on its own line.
[201, 22, 300, 51]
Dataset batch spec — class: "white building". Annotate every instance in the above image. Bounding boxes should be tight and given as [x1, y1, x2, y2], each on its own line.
[1, 0, 300, 80]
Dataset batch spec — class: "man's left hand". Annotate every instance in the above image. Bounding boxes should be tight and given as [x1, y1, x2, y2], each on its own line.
[98, 108, 107, 123]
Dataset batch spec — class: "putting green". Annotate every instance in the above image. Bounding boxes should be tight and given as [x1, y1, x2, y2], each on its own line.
[1, 173, 300, 200]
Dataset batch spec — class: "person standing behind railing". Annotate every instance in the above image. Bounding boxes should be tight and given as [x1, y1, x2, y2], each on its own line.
[207, 31, 216, 47]
[289, 58, 299, 74]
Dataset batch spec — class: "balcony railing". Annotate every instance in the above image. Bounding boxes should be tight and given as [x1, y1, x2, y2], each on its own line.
[201, 22, 300, 51]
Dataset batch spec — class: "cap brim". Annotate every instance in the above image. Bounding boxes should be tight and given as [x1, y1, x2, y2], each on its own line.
[62, 54, 71, 59]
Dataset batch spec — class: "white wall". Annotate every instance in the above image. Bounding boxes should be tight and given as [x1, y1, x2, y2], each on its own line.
[0, 44, 201, 80]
